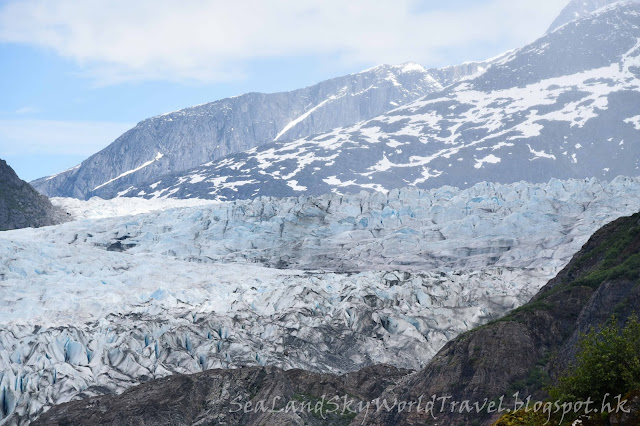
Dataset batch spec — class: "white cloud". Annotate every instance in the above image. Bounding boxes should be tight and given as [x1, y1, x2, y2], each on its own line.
[0, 0, 568, 85]
[0, 120, 133, 156]
[14, 106, 39, 115]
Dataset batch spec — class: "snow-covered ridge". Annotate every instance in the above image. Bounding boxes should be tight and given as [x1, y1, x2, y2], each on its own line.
[121, 3, 640, 202]
[44, 165, 80, 181]
[359, 62, 428, 75]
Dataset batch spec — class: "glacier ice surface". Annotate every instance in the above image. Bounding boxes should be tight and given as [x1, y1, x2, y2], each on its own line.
[2, 176, 640, 424]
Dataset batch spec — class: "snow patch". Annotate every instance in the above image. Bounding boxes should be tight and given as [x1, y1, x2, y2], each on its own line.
[474, 154, 501, 169]
[286, 180, 307, 191]
[274, 89, 348, 141]
[527, 145, 557, 161]
[94, 153, 164, 191]
[624, 115, 640, 130]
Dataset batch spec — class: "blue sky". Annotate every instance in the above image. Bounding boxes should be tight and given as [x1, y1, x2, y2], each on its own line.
[0, 0, 568, 181]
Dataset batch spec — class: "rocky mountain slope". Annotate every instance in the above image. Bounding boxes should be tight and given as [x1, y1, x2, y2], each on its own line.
[425, 55, 501, 87]
[362, 210, 640, 425]
[117, 3, 640, 202]
[0, 159, 63, 231]
[2, 177, 640, 424]
[31, 64, 443, 199]
[548, 0, 639, 32]
[32, 365, 409, 426]
[32, 206, 640, 425]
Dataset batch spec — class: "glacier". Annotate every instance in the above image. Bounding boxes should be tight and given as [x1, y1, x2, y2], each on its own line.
[2, 177, 640, 423]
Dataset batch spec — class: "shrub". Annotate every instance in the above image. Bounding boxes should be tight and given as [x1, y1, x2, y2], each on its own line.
[550, 315, 640, 403]
[492, 410, 548, 426]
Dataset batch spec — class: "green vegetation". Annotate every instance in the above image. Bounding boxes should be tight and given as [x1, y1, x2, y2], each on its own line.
[494, 316, 640, 425]
[569, 218, 640, 272]
[506, 367, 552, 397]
[566, 218, 640, 291]
[460, 215, 640, 426]
[496, 301, 553, 324]
[492, 410, 548, 426]
[572, 252, 640, 288]
[527, 216, 640, 307]
[549, 315, 640, 404]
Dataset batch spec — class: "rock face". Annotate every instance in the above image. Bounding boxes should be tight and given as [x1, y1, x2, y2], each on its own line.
[32, 365, 409, 426]
[0, 159, 63, 231]
[119, 3, 640, 201]
[31, 64, 443, 199]
[547, 0, 639, 33]
[425, 56, 500, 87]
[31, 209, 640, 425]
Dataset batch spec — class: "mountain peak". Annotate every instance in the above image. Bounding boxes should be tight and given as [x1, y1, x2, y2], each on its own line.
[358, 62, 428, 75]
[548, 0, 639, 32]
[393, 62, 428, 73]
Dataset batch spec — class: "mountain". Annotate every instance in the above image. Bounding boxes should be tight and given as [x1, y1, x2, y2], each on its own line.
[115, 2, 640, 202]
[31, 64, 444, 199]
[31, 207, 640, 425]
[0, 159, 64, 231]
[3, 176, 640, 424]
[547, 0, 639, 32]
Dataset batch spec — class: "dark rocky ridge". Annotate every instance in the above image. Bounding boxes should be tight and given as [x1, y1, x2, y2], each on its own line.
[32, 211, 640, 425]
[0, 159, 64, 231]
[32, 365, 408, 426]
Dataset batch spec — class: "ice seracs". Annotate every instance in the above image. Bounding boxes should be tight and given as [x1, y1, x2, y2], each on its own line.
[3, 176, 640, 424]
